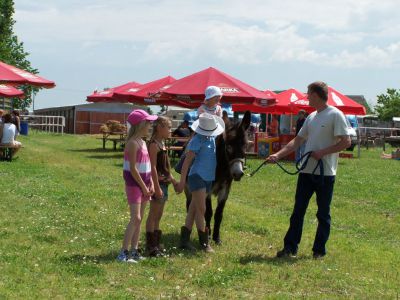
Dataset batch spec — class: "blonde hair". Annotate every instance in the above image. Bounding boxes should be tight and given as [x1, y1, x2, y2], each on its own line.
[150, 116, 171, 142]
[126, 120, 149, 142]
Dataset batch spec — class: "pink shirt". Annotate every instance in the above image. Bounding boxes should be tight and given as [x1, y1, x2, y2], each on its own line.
[123, 140, 152, 187]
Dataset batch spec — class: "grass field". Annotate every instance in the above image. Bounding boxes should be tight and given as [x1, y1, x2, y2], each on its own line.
[0, 131, 399, 299]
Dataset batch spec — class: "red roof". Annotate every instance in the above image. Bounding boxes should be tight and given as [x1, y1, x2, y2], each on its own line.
[114, 76, 176, 105]
[0, 61, 55, 88]
[86, 81, 141, 102]
[159, 67, 276, 108]
[232, 88, 303, 114]
[0, 84, 24, 98]
[291, 86, 366, 115]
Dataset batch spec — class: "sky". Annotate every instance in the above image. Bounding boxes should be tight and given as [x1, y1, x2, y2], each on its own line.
[14, 0, 400, 110]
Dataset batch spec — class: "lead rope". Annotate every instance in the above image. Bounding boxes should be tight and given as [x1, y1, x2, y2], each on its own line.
[247, 151, 324, 185]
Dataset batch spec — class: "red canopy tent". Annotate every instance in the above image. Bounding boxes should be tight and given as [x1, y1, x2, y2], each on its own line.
[114, 76, 179, 106]
[86, 81, 141, 103]
[0, 84, 24, 98]
[0, 84, 24, 109]
[0, 61, 55, 88]
[291, 86, 366, 115]
[159, 67, 276, 108]
[232, 88, 306, 114]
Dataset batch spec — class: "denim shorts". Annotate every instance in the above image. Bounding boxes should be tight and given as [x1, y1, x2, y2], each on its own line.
[188, 173, 213, 193]
[153, 183, 169, 202]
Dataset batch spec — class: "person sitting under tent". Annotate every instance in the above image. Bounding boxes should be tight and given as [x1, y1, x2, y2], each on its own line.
[0, 109, 4, 124]
[0, 113, 22, 156]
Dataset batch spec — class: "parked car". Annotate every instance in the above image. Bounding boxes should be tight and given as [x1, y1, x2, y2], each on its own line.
[346, 115, 358, 151]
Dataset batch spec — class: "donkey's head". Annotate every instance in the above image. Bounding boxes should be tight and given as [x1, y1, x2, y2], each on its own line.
[222, 111, 251, 181]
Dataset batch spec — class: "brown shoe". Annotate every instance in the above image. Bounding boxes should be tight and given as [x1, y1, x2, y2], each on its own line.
[146, 232, 162, 257]
[198, 228, 214, 253]
[154, 229, 165, 256]
[179, 226, 196, 251]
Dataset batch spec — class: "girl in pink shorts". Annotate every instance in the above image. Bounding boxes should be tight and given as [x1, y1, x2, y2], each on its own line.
[117, 109, 158, 263]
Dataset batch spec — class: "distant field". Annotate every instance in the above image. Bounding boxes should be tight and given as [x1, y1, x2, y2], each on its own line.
[0, 131, 399, 299]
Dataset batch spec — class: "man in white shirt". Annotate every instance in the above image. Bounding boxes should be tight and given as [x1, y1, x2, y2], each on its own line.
[0, 113, 22, 155]
[266, 81, 351, 258]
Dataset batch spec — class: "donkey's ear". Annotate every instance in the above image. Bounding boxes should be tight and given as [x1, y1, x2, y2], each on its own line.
[240, 110, 251, 131]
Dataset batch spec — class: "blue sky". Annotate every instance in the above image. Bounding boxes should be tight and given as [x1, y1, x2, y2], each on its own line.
[14, 0, 400, 110]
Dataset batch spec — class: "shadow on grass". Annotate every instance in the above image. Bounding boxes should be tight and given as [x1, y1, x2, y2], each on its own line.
[239, 254, 310, 265]
[86, 154, 124, 160]
[67, 148, 124, 160]
[60, 252, 118, 264]
[67, 148, 120, 153]
[158, 232, 200, 258]
[58, 232, 199, 267]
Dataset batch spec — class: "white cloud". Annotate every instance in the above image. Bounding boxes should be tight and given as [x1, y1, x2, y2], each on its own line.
[14, 0, 400, 69]
[328, 42, 400, 68]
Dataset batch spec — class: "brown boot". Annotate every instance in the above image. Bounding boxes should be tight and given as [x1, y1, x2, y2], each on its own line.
[154, 229, 165, 256]
[179, 226, 196, 251]
[146, 232, 161, 257]
[198, 228, 214, 253]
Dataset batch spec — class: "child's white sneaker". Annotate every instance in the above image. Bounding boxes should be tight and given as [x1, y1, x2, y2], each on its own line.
[130, 249, 146, 262]
[117, 250, 137, 263]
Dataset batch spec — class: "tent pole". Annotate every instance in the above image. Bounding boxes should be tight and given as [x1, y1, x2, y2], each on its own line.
[290, 114, 293, 134]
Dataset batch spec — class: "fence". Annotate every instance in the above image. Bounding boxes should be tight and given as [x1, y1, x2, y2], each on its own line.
[357, 126, 400, 155]
[21, 115, 66, 134]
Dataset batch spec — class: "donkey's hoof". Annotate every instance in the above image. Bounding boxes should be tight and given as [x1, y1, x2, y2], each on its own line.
[213, 238, 222, 245]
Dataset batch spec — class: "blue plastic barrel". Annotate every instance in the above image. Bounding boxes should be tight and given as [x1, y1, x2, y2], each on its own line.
[20, 121, 29, 135]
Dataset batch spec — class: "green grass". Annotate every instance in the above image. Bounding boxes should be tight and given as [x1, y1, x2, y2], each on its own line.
[0, 131, 399, 299]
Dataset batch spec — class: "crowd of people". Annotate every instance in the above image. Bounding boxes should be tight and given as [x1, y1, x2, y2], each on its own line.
[0, 109, 22, 157]
[116, 82, 352, 262]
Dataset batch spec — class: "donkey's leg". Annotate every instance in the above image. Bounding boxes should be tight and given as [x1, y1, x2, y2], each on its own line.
[213, 184, 231, 245]
[205, 193, 213, 236]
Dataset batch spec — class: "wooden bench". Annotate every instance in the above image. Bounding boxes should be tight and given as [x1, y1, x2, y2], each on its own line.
[0, 144, 20, 162]
[97, 131, 126, 150]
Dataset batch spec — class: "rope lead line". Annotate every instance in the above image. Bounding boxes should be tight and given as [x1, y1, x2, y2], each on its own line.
[247, 151, 324, 185]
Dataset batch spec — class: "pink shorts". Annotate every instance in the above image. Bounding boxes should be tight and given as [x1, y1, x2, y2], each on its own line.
[125, 185, 151, 204]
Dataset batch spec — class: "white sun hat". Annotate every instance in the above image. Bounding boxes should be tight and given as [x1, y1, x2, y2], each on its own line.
[191, 113, 225, 137]
[204, 86, 223, 101]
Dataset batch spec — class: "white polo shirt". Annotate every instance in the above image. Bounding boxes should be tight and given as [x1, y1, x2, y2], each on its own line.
[298, 106, 349, 176]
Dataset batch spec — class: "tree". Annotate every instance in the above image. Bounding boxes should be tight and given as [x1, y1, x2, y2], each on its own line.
[375, 89, 400, 121]
[0, 0, 39, 110]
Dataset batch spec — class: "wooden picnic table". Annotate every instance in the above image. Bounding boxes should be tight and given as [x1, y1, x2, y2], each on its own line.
[165, 136, 190, 161]
[384, 136, 400, 147]
[97, 131, 126, 150]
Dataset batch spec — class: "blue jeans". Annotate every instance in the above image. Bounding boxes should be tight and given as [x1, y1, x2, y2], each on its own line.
[283, 173, 336, 255]
[188, 173, 213, 193]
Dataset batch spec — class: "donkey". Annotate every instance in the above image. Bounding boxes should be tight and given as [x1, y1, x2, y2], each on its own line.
[185, 111, 251, 244]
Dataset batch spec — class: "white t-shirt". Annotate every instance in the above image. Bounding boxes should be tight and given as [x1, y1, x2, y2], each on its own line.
[197, 104, 223, 117]
[1, 123, 17, 144]
[298, 106, 349, 176]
